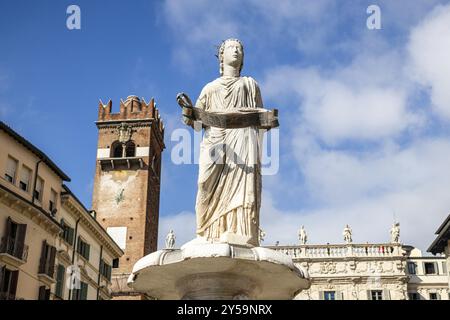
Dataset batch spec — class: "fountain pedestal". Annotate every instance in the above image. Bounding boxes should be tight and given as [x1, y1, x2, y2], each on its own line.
[127, 241, 310, 300]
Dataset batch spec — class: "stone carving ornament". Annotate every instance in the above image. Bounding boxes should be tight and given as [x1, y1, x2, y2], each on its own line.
[117, 122, 133, 143]
[320, 262, 337, 274]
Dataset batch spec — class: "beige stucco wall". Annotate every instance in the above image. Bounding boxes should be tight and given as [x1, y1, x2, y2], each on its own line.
[0, 131, 63, 217]
[53, 202, 121, 300]
[0, 196, 58, 300]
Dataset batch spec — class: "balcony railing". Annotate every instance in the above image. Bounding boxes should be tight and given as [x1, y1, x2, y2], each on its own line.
[267, 243, 404, 259]
[0, 236, 28, 262]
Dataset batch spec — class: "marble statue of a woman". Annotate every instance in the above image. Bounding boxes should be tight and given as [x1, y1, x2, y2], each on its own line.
[189, 39, 267, 247]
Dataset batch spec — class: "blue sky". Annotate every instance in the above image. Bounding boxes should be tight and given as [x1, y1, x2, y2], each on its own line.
[1, 0, 450, 251]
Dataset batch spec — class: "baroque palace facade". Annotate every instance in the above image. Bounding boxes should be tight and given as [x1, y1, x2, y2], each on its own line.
[268, 242, 448, 300]
[1, 95, 450, 300]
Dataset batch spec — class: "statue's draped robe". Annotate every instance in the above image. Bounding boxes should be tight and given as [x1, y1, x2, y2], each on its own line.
[195, 76, 263, 245]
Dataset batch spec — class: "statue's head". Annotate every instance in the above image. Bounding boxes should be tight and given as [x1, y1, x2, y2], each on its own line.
[218, 38, 244, 76]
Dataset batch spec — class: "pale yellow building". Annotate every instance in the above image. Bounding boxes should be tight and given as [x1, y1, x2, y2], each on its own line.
[0, 121, 123, 300]
[428, 214, 450, 290]
[404, 246, 448, 300]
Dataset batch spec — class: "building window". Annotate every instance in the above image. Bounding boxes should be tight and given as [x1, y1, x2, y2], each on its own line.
[5, 156, 18, 184]
[371, 290, 383, 301]
[429, 292, 439, 300]
[0, 217, 27, 261]
[0, 266, 19, 300]
[38, 240, 56, 278]
[19, 165, 32, 192]
[408, 292, 420, 300]
[55, 265, 65, 299]
[424, 262, 437, 275]
[77, 237, 90, 261]
[72, 282, 88, 300]
[111, 141, 123, 158]
[112, 258, 119, 269]
[100, 259, 112, 281]
[125, 141, 136, 157]
[49, 189, 57, 215]
[407, 262, 417, 274]
[324, 291, 335, 300]
[38, 286, 50, 300]
[34, 176, 44, 202]
[60, 220, 75, 246]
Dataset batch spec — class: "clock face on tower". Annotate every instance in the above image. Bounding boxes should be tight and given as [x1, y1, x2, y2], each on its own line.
[115, 188, 125, 204]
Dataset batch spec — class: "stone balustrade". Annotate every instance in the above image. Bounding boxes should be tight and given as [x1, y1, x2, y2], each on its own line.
[266, 243, 404, 259]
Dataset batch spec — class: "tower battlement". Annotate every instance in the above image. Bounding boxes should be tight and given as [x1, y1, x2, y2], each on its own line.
[98, 96, 164, 134]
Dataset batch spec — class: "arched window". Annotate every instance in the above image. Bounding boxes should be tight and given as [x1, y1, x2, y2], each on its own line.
[111, 141, 123, 158]
[125, 141, 136, 157]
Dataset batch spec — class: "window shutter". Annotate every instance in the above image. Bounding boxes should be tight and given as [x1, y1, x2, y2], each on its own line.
[434, 262, 439, 275]
[383, 289, 390, 300]
[20, 167, 30, 187]
[10, 270, 19, 298]
[77, 236, 81, 253]
[38, 286, 47, 300]
[2, 218, 13, 253]
[16, 224, 27, 258]
[48, 246, 56, 277]
[319, 291, 324, 300]
[108, 265, 112, 281]
[6, 157, 17, 180]
[39, 240, 47, 274]
[442, 261, 447, 274]
[71, 289, 79, 300]
[0, 265, 5, 290]
[85, 244, 90, 260]
[68, 227, 74, 246]
[35, 177, 43, 199]
[5, 217, 12, 238]
[81, 283, 88, 300]
[60, 219, 65, 237]
[55, 265, 65, 298]
[366, 290, 372, 300]
[335, 290, 342, 300]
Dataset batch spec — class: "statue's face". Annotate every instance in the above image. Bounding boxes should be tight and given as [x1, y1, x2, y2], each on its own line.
[222, 40, 243, 68]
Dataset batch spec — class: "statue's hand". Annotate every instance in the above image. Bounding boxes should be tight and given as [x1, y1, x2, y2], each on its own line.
[176, 92, 193, 109]
[177, 92, 195, 128]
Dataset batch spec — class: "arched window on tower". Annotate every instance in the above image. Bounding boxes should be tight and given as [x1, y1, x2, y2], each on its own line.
[125, 141, 136, 157]
[111, 141, 123, 158]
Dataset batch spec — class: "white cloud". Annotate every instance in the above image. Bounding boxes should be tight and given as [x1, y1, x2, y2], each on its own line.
[262, 49, 422, 145]
[408, 4, 450, 120]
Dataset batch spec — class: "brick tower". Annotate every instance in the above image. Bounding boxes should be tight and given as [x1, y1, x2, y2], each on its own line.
[92, 95, 164, 299]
